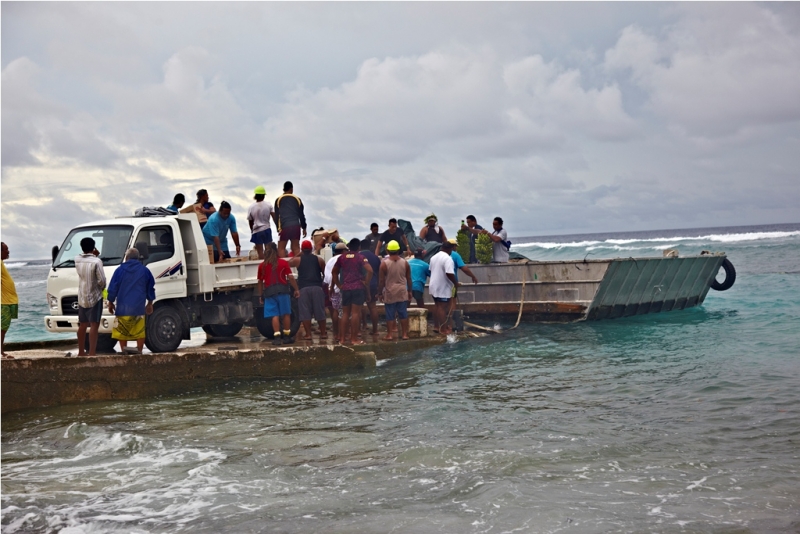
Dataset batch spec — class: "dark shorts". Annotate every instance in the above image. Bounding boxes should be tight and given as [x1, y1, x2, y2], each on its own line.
[299, 286, 326, 322]
[433, 297, 450, 304]
[279, 225, 301, 242]
[78, 299, 104, 323]
[263, 293, 292, 318]
[250, 228, 273, 245]
[365, 287, 378, 304]
[412, 290, 424, 302]
[385, 300, 409, 321]
[341, 289, 366, 308]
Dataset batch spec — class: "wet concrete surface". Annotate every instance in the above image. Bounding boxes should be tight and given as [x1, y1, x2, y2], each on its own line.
[1, 322, 453, 413]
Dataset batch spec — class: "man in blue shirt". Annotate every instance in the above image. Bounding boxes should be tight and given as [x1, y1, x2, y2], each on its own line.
[447, 239, 479, 317]
[107, 248, 156, 353]
[408, 249, 431, 308]
[202, 201, 241, 262]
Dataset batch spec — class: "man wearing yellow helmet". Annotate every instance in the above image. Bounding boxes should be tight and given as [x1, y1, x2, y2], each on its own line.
[378, 240, 413, 341]
[247, 186, 278, 260]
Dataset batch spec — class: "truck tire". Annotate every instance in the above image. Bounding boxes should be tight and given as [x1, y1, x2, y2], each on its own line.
[710, 258, 736, 291]
[145, 306, 183, 353]
[202, 323, 244, 338]
[254, 299, 301, 340]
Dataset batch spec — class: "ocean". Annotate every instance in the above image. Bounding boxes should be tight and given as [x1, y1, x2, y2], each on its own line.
[2, 223, 799, 532]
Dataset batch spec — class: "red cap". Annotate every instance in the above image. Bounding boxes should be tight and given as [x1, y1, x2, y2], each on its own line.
[301, 240, 313, 250]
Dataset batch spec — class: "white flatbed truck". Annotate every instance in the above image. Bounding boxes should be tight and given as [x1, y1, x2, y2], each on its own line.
[44, 213, 298, 352]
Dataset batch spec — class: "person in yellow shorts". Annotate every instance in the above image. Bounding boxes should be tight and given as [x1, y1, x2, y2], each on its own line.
[106, 248, 155, 354]
[2, 242, 19, 359]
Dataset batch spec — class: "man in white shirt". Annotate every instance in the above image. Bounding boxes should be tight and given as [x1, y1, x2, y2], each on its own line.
[247, 186, 278, 259]
[75, 237, 106, 356]
[482, 217, 509, 263]
[428, 241, 459, 334]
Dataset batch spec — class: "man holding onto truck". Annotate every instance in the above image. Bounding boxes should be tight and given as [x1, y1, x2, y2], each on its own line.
[258, 242, 300, 345]
[202, 200, 241, 263]
[274, 181, 307, 258]
[75, 237, 106, 356]
[106, 248, 155, 354]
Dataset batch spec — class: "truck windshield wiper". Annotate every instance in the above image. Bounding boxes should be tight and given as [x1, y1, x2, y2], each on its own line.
[99, 256, 122, 262]
[52, 260, 75, 269]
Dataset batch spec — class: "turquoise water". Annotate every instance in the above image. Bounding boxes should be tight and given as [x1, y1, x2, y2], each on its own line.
[2, 224, 799, 532]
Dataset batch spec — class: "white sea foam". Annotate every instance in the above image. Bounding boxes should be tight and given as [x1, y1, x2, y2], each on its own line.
[3, 262, 28, 269]
[513, 230, 800, 250]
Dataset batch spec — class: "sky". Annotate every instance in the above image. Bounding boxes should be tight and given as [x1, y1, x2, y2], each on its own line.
[2, 2, 799, 260]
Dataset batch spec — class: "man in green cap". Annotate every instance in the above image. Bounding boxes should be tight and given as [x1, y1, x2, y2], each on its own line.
[247, 186, 278, 259]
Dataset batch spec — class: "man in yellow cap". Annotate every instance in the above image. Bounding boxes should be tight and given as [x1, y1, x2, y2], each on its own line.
[1, 242, 19, 359]
[378, 240, 413, 341]
[247, 186, 278, 260]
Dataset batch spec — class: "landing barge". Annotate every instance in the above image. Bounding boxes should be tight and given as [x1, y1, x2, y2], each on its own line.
[428, 253, 734, 322]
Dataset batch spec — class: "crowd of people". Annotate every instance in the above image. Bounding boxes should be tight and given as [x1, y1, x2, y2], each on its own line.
[169, 182, 510, 344]
[0, 182, 510, 358]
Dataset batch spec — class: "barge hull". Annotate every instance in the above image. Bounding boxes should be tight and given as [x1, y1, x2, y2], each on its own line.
[427, 254, 725, 323]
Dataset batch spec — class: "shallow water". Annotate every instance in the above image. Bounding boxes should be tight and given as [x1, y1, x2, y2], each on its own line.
[2, 224, 799, 533]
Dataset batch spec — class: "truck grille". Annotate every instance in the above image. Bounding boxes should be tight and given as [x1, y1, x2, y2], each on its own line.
[61, 296, 80, 315]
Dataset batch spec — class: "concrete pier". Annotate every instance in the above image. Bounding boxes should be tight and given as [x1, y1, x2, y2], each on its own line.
[1, 314, 450, 414]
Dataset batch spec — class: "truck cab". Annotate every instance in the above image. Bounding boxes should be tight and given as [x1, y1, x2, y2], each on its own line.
[44, 214, 284, 353]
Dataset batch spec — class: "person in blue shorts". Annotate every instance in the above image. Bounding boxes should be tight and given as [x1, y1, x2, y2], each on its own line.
[258, 243, 300, 345]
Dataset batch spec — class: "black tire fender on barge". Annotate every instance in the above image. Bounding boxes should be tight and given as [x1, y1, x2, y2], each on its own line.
[710, 258, 736, 291]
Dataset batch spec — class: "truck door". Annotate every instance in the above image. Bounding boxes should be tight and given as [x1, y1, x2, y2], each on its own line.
[132, 223, 187, 300]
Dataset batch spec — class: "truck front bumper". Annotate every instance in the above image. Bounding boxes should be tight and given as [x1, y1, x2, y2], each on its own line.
[44, 315, 115, 334]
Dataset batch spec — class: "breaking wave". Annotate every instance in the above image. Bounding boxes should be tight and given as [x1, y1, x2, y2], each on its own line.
[513, 230, 800, 250]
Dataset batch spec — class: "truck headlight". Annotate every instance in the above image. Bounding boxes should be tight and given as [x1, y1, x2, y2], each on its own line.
[47, 293, 58, 310]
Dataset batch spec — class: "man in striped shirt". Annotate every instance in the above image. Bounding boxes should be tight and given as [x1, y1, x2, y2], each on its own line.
[75, 237, 106, 356]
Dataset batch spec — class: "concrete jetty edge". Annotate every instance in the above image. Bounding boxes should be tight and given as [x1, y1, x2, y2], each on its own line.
[1, 337, 448, 414]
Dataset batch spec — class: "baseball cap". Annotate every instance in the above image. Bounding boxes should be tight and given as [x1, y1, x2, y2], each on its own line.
[301, 240, 313, 250]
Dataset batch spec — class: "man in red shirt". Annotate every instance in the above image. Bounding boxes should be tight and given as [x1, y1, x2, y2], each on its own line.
[258, 242, 300, 345]
[331, 238, 373, 345]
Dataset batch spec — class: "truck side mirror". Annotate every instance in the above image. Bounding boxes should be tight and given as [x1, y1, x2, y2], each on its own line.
[51, 245, 59, 264]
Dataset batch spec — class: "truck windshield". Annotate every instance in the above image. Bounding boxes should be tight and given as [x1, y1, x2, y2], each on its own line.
[53, 225, 134, 268]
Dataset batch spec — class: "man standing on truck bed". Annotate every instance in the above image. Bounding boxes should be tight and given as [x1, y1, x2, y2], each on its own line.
[202, 201, 241, 262]
[106, 248, 155, 354]
[180, 189, 216, 229]
[75, 237, 106, 356]
[274, 181, 307, 258]
[247, 186, 278, 260]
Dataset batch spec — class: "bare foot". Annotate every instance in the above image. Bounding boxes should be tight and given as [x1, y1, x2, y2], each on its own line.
[401, 335, 410, 340]
[382, 336, 394, 342]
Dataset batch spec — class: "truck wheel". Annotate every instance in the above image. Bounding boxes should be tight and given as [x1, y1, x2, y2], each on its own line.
[254, 300, 301, 339]
[145, 306, 183, 353]
[254, 312, 275, 339]
[202, 323, 244, 338]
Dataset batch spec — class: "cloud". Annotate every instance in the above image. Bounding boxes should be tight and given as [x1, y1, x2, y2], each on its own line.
[605, 4, 800, 137]
[262, 49, 637, 166]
